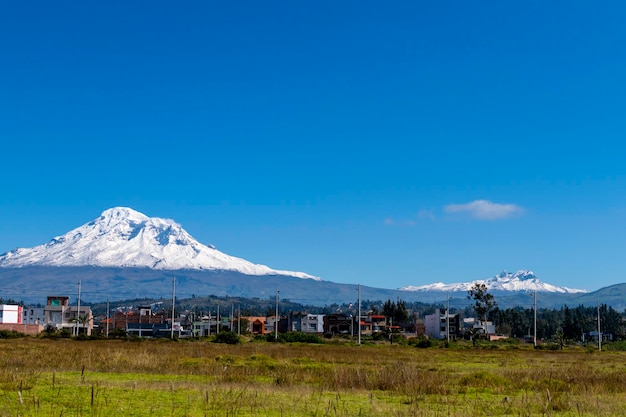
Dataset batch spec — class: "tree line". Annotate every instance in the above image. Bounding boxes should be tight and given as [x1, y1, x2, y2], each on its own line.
[491, 304, 624, 341]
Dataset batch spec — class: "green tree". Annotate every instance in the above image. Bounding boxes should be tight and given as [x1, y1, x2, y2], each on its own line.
[467, 283, 497, 334]
[382, 299, 409, 325]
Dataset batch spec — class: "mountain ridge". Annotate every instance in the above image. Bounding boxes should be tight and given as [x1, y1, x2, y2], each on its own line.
[400, 270, 586, 294]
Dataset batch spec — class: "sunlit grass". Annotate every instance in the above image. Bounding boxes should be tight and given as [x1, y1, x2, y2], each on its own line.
[2, 338, 626, 416]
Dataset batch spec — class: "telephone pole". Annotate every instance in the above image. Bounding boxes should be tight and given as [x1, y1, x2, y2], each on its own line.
[446, 292, 450, 344]
[357, 284, 361, 345]
[533, 290, 537, 348]
[106, 298, 110, 338]
[76, 280, 81, 336]
[275, 289, 279, 340]
[170, 277, 176, 339]
[598, 301, 602, 351]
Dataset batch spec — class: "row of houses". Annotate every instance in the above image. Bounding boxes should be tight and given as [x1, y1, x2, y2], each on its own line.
[1, 296, 94, 336]
[1, 297, 498, 340]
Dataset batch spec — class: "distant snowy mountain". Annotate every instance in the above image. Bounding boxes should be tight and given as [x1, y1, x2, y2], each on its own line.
[400, 270, 586, 294]
[0, 207, 319, 280]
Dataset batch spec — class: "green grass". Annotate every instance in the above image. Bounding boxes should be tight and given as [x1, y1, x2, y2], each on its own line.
[2, 338, 626, 416]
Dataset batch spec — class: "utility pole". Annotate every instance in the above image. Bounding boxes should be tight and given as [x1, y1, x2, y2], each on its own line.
[76, 280, 81, 336]
[230, 304, 234, 332]
[217, 304, 220, 334]
[357, 284, 361, 345]
[446, 292, 450, 344]
[106, 298, 110, 338]
[275, 289, 279, 340]
[171, 277, 176, 339]
[598, 301, 602, 351]
[533, 290, 537, 348]
[238, 304, 241, 335]
[207, 305, 211, 336]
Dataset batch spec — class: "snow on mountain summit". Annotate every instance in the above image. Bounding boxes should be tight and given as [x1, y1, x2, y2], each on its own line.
[400, 270, 586, 294]
[0, 207, 320, 280]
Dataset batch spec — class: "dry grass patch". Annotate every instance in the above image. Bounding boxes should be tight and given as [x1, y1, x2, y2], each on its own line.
[3, 338, 626, 415]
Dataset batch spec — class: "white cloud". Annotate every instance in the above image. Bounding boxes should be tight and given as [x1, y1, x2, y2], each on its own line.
[443, 200, 524, 220]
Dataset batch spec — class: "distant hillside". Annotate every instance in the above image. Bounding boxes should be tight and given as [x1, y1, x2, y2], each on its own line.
[570, 283, 626, 311]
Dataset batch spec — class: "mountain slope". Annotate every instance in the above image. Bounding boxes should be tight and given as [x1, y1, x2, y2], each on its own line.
[0, 207, 318, 280]
[400, 270, 586, 294]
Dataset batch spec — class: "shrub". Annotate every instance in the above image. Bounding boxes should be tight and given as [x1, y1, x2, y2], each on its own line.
[109, 328, 127, 339]
[0, 330, 25, 339]
[258, 332, 324, 344]
[278, 332, 324, 344]
[59, 328, 72, 338]
[409, 335, 432, 348]
[603, 341, 626, 351]
[535, 342, 560, 350]
[213, 331, 241, 344]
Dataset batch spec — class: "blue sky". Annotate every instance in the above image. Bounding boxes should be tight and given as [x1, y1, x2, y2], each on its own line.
[1, 2, 625, 292]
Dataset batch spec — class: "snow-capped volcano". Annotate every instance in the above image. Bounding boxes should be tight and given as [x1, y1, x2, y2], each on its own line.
[0, 207, 319, 280]
[400, 270, 586, 294]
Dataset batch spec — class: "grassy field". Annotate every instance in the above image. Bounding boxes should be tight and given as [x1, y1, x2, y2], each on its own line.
[1, 337, 626, 416]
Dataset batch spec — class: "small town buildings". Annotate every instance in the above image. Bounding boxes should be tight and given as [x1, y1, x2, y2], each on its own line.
[44, 296, 93, 335]
[0, 304, 43, 335]
[288, 312, 324, 333]
[245, 316, 267, 335]
[369, 315, 387, 334]
[463, 317, 496, 337]
[323, 313, 356, 336]
[424, 309, 460, 340]
[191, 317, 214, 337]
[107, 307, 166, 331]
[265, 316, 280, 334]
[357, 315, 387, 336]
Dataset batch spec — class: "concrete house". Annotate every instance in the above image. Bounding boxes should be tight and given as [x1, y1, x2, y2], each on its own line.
[0, 304, 43, 336]
[289, 312, 324, 333]
[22, 307, 45, 325]
[424, 308, 460, 340]
[0, 304, 22, 324]
[44, 296, 93, 335]
[323, 313, 355, 336]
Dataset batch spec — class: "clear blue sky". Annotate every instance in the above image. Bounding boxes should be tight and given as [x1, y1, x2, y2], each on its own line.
[1, 2, 625, 291]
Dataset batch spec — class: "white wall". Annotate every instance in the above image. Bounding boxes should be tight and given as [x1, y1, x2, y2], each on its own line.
[0, 305, 22, 324]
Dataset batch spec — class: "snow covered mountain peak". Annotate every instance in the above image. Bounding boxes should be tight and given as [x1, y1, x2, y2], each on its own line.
[0, 207, 319, 280]
[99, 207, 148, 224]
[400, 269, 586, 294]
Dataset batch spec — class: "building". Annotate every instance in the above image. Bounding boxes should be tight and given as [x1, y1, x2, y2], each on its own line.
[44, 296, 93, 335]
[107, 307, 166, 331]
[369, 315, 387, 334]
[22, 307, 45, 325]
[463, 317, 496, 337]
[288, 312, 324, 333]
[424, 309, 460, 340]
[0, 304, 23, 324]
[357, 315, 387, 336]
[245, 316, 267, 335]
[323, 313, 356, 336]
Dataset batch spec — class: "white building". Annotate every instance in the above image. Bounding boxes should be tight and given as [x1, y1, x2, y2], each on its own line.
[424, 308, 460, 340]
[0, 305, 23, 324]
